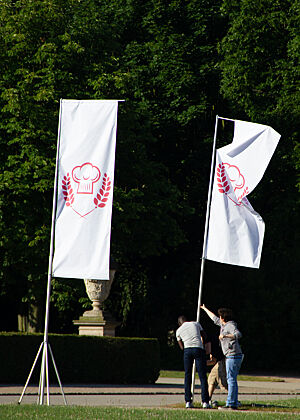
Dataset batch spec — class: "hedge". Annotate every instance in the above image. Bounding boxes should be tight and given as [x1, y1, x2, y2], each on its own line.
[0, 333, 160, 384]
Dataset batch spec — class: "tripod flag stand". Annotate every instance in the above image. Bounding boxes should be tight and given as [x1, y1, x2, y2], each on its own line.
[18, 101, 67, 405]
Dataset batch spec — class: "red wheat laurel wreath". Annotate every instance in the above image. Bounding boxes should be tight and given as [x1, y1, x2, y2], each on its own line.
[94, 173, 111, 208]
[217, 163, 230, 194]
[62, 173, 74, 206]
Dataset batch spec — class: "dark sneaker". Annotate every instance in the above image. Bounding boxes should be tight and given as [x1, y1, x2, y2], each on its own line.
[218, 405, 237, 410]
[185, 402, 194, 408]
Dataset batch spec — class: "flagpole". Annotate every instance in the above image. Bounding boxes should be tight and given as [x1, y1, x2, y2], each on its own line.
[191, 114, 219, 401]
[218, 116, 235, 122]
[19, 100, 67, 406]
[39, 98, 66, 405]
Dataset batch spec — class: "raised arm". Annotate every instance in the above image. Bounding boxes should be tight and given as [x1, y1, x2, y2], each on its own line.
[200, 304, 217, 320]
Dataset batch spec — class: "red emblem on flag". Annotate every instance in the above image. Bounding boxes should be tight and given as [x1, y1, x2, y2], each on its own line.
[72, 163, 100, 194]
[62, 163, 111, 218]
[93, 173, 111, 208]
[217, 163, 249, 206]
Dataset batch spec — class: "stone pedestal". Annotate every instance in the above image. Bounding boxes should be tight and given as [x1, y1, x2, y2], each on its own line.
[73, 269, 120, 337]
[73, 310, 120, 336]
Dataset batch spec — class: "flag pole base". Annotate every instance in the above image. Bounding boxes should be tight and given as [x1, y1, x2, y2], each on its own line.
[18, 341, 67, 406]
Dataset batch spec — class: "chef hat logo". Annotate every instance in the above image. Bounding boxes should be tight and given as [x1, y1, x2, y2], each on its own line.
[223, 163, 245, 191]
[72, 163, 101, 194]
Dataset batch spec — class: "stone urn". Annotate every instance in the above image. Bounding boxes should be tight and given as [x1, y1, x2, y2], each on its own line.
[73, 268, 120, 336]
[83, 269, 116, 314]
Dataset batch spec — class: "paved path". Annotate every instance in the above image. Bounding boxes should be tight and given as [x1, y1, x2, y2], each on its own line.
[0, 375, 299, 407]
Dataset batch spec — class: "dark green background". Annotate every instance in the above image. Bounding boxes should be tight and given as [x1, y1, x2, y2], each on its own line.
[0, 0, 299, 374]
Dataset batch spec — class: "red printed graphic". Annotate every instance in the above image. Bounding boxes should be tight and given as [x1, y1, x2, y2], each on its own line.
[72, 163, 100, 194]
[62, 173, 74, 206]
[94, 174, 111, 208]
[61, 163, 111, 218]
[217, 164, 230, 193]
[223, 163, 245, 192]
[217, 163, 248, 206]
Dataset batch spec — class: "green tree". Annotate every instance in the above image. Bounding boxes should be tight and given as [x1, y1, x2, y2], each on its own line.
[0, 0, 299, 373]
[104, 0, 227, 336]
[204, 0, 300, 372]
[0, 0, 193, 331]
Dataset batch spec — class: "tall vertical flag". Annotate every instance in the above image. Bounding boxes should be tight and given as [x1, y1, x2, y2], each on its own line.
[205, 119, 280, 268]
[52, 100, 119, 280]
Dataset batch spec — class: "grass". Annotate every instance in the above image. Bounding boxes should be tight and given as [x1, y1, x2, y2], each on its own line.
[159, 370, 285, 382]
[0, 400, 299, 419]
[192, 399, 300, 413]
[238, 375, 284, 382]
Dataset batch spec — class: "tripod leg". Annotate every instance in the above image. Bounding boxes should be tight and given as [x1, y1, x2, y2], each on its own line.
[45, 344, 50, 405]
[38, 355, 43, 405]
[48, 343, 67, 405]
[38, 342, 47, 405]
[18, 342, 44, 405]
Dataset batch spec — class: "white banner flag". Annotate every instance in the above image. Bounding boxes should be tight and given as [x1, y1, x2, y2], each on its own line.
[205, 119, 280, 268]
[52, 99, 119, 280]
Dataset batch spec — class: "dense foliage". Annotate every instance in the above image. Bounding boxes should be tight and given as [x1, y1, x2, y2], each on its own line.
[0, 0, 299, 372]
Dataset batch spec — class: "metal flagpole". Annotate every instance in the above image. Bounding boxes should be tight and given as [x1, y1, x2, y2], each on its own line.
[218, 116, 235, 122]
[19, 99, 126, 405]
[191, 115, 220, 401]
[19, 99, 67, 405]
[39, 98, 66, 405]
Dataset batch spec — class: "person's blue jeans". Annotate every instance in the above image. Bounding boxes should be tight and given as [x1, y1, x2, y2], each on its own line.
[226, 355, 243, 407]
[183, 347, 209, 403]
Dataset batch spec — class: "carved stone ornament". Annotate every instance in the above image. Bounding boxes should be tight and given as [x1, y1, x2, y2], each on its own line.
[73, 268, 119, 336]
[84, 270, 116, 313]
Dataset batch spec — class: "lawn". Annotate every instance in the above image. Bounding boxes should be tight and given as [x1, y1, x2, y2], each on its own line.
[159, 370, 285, 382]
[0, 400, 299, 419]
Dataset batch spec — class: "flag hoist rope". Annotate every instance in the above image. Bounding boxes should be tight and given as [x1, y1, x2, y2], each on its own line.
[191, 114, 220, 401]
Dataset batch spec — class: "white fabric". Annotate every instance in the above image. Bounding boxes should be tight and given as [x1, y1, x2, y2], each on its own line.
[176, 321, 204, 349]
[52, 100, 118, 280]
[205, 119, 280, 268]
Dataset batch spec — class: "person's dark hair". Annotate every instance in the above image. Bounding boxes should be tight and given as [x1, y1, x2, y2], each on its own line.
[218, 308, 234, 322]
[178, 315, 187, 326]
